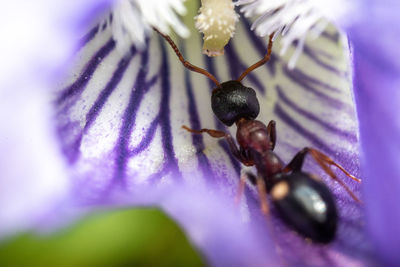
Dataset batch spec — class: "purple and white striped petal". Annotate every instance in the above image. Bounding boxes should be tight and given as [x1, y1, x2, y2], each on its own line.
[52, 11, 374, 264]
[240, 0, 400, 264]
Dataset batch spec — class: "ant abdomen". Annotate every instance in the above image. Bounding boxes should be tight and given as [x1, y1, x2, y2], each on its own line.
[211, 81, 259, 126]
[270, 172, 338, 243]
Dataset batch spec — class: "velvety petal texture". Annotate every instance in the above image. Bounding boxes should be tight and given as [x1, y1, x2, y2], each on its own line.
[0, 0, 112, 237]
[3, 0, 392, 266]
[345, 1, 400, 265]
[53, 9, 374, 264]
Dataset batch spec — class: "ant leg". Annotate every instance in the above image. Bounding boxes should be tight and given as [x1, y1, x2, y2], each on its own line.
[236, 168, 260, 203]
[182, 125, 253, 166]
[307, 148, 361, 182]
[238, 171, 286, 265]
[284, 147, 361, 203]
[256, 176, 270, 215]
[234, 171, 271, 215]
[267, 120, 276, 150]
[182, 125, 226, 138]
[153, 27, 220, 87]
[254, 175, 286, 265]
[235, 170, 251, 204]
[282, 148, 307, 173]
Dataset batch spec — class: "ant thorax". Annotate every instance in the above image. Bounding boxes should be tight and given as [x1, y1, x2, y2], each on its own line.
[236, 119, 271, 152]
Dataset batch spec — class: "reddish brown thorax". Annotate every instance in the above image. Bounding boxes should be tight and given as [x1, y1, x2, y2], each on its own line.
[236, 118, 283, 178]
[236, 118, 272, 153]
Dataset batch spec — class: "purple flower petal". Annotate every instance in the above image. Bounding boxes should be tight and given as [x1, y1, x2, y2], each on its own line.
[48, 13, 375, 265]
[346, 1, 400, 265]
[0, 2, 378, 266]
[0, 0, 112, 237]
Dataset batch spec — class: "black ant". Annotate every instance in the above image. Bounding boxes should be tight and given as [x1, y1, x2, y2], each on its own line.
[153, 28, 361, 243]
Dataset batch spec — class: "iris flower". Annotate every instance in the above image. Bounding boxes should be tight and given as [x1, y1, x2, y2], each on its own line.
[0, 0, 399, 265]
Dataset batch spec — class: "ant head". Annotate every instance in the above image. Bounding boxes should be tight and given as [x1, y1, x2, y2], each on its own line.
[211, 81, 259, 126]
[153, 27, 274, 125]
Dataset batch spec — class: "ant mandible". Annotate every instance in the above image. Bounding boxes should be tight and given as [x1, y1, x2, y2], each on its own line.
[153, 27, 361, 243]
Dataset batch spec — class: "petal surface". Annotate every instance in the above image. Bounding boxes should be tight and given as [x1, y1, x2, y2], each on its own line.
[53, 12, 375, 265]
[0, 0, 111, 237]
[346, 1, 400, 264]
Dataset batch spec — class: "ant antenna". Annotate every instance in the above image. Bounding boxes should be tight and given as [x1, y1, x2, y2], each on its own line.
[153, 27, 221, 88]
[237, 33, 275, 82]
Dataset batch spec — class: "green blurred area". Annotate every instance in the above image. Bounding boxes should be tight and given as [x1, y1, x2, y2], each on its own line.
[0, 208, 204, 267]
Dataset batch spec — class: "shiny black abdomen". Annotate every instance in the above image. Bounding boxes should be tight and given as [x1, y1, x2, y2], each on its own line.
[271, 172, 338, 243]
